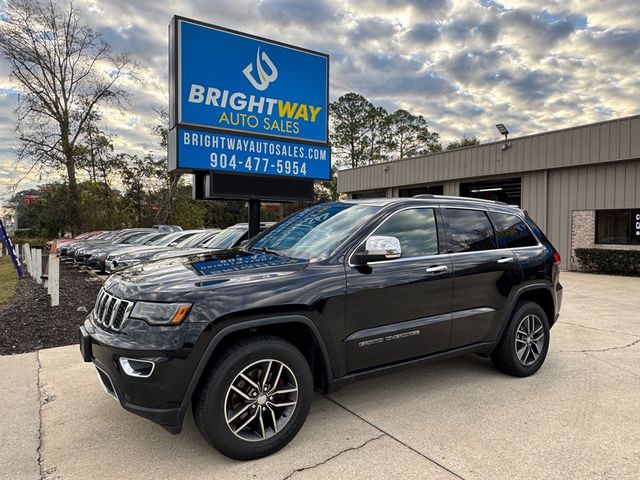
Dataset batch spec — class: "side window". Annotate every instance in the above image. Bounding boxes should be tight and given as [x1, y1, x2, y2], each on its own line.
[445, 209, 496, 253]
[491, 212, 538, 248]
[373, 208, 439, 258]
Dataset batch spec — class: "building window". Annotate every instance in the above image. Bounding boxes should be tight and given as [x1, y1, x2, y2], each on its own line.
[460, 177, 521, 206]
[352, 189, 387, 199]
[595, 209, 640, 245]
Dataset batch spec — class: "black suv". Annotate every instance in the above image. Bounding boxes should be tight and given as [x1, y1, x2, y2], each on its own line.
[80, 196, 562, 459]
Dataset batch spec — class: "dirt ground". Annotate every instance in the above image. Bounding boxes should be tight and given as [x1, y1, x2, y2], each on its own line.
[0, 260, 102, 355]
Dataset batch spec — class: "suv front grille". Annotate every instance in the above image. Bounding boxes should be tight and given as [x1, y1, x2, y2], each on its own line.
[93, 288, 133, 332]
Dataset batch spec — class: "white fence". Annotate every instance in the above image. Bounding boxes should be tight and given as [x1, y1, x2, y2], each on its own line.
[12, 243, 60, 307]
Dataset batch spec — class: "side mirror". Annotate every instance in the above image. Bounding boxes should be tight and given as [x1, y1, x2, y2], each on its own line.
[354, 235, 402, 264]
[169, 242, 178, 247]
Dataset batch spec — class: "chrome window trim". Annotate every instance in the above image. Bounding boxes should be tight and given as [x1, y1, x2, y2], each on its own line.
[347, 206, 439, 267]
[347, 205, 544, 266]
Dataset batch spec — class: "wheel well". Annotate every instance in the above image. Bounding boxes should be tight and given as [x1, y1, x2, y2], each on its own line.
[197, 322, 330, 397]
[516, 289, 555, 325]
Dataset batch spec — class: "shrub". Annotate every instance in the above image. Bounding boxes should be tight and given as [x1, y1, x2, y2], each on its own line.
[574, 248, 640, 276]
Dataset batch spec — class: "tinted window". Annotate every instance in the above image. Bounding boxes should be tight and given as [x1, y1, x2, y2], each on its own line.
[373, 208, 439, 258]
[446, 209, 496, 252]
[492, 212, 538, 248]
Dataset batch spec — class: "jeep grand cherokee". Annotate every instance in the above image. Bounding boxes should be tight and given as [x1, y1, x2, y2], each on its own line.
[80, 196, 562, 460]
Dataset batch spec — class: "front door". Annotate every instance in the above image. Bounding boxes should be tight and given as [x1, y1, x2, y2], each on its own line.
[345, 207, 453, 372]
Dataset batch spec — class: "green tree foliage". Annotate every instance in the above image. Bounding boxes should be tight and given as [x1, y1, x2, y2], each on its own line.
[329, 93, 373, 168]
[330, 93, 442, 168]
[445, 136, 480, 151]
[385, 109, 442, 159]
[0, 0, 137, 233]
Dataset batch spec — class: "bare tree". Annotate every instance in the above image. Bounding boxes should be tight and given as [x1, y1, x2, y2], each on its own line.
[0, 0, 137, 232]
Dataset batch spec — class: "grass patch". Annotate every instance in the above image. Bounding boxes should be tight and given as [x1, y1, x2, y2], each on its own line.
[0, 255, 20, 305]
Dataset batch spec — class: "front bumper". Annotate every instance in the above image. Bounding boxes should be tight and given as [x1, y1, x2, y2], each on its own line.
[79, 318, 200, 434]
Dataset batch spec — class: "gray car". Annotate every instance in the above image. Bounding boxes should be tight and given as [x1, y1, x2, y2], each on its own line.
[105, 229, 218, 272]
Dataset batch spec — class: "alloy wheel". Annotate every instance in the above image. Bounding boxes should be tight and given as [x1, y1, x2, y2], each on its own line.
[515, 314, 545, 366]
[224, 359, 298, 442]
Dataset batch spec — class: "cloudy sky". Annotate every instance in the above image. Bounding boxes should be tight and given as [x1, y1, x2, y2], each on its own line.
[1, 0, 640, 201]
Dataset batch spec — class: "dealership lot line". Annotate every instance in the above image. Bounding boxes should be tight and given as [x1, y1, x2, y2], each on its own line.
[2, 271, 638, 479]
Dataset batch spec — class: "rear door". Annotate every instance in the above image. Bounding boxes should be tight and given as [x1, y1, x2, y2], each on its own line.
[345, 207, 453, 372]
[443, 207, 523, 348]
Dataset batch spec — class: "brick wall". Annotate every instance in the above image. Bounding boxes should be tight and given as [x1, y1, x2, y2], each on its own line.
[570, 209, 640, 271]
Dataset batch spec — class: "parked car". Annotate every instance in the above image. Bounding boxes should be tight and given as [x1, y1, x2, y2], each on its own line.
[47, 230, 105, 251]
[72, 229, 156, 265]
[84, 232, 170, 271]
[125, 223, 274, 268]
[153, 225, 183, 233]
[80, 197, 562, 460]
[59, 230, 119, 258]
[145, 230, 223, 263]
[104, 229, 218, 272]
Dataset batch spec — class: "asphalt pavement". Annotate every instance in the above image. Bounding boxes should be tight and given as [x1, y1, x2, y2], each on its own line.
[2, 272, 639, 479]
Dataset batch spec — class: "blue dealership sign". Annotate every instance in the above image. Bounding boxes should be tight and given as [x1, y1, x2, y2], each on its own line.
[175, 127, 330, 180]
[174, 18, 329, 144]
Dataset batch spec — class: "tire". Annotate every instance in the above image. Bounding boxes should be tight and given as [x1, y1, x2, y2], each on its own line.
[193, 335, 313, 460]
[491, 301, 550, 377]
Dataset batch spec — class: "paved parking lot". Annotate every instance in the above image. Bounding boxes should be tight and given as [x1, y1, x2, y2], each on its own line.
[2, 272, 639, 479]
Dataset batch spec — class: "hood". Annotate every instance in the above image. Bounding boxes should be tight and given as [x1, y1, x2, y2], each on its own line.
[103, 244, 160, 258]
[151, 247, 210, 261]
[113, 246, 174, 262]
[105, 249, 309, 302]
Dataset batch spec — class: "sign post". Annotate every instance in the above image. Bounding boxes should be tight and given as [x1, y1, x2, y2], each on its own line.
[168, 17, 330, 236]
[0, 219, 23, 277]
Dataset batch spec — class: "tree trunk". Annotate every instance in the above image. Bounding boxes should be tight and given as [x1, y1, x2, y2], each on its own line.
[62, 124, 81, 235]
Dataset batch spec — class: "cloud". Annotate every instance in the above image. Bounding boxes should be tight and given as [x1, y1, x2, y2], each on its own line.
[1, 0, 640, 202]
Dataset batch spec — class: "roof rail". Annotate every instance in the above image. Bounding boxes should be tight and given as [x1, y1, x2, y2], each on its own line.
[413, 194, 508, 206]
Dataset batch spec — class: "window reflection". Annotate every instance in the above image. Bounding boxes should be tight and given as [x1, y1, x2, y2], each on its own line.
[375, 208, 439, 258]
[446, 209, 496, 253]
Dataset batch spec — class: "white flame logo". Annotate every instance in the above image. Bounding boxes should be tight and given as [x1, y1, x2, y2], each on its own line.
[242, 47, 278, 91]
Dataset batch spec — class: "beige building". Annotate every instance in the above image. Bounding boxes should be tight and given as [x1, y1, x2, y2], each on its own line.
[337, 115, 640, 270]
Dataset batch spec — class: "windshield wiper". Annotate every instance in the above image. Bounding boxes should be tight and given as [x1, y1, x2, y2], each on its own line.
[251, 246, 283, 256]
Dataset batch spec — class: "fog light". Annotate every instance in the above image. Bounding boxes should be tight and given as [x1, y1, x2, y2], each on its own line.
[119, 358, 155, 378]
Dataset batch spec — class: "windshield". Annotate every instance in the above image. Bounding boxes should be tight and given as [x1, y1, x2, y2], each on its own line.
[149, 231, 183, 246]
[92, 231, 113, 240]
[176, 231, 215, 248]
[248, 202, 380, 261]
[138, 233, 165, 245]
[120, 232, 150, 244]
[204, 227, 247, 249]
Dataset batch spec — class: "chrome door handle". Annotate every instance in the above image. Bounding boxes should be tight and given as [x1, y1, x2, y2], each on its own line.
[497, 257, 514, 263]
[425, 265, 448, 273]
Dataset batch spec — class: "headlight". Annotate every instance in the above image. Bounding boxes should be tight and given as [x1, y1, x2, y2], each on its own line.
[130, 301, 192, 325]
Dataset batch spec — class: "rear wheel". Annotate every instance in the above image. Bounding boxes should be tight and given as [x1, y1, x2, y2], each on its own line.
[491, 301, 550, 377]
[193, 335, 313, 460]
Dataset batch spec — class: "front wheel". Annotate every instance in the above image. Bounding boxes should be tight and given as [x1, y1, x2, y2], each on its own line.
[491, 301, 550, 377]
[193, 335, 313, 460]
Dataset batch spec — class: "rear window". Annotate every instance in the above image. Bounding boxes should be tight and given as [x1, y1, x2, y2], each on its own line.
[445, 209, 496, 253]
[491, 212, 538, 248]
